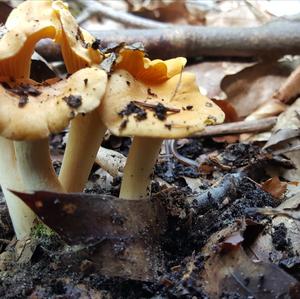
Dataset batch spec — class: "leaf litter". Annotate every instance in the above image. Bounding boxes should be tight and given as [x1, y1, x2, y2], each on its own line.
[1, 0, 300, 298]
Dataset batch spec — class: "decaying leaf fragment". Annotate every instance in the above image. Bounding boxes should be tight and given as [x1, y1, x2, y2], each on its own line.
[12, 190, 166, 281]
[261, 177, 287, 199]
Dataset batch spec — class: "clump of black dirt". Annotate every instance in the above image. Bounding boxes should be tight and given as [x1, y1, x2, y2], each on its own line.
[272, 222, 292, 252]
[101, 135, 131, 156]
[155, 160, 199, 185]
[219, 143, 261, 168]
[177, 138, 224, 160]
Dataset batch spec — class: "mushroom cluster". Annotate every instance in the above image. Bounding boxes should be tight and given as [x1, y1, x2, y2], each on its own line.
[0, 0, 225, 242]
[0, 0, 107, 239]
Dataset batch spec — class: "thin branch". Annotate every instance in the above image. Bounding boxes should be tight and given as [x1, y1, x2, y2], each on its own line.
[76, 0, 168, 28]
[192, 117, 277, 138]
[36, 20, 300, 60]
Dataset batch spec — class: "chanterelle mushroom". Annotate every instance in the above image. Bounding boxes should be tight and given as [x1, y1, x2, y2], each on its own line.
[0, 0, 102, 78]
[99, 52, 224, 199]
[0, 68, 106, 238]
[0, 0, 107, 239]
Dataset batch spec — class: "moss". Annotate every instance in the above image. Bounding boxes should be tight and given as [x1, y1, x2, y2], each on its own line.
[31, 223, 54, 238]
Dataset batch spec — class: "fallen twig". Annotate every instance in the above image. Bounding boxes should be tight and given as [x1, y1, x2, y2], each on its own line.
[36, 20, 300, 60]
[192, 117, 277, 137]
[190, 173, 246, 214]
[95, 147, 126, 177]
[77, 0, 168, 28]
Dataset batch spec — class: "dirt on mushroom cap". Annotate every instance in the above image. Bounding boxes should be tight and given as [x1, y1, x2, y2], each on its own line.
[0, 67, 107, 140]
[99, 69, 225, 139]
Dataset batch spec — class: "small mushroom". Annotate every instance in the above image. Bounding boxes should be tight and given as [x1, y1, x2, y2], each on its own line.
[100, 69, 224, 199]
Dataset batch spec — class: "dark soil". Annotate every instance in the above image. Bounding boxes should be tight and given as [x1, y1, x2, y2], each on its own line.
[0, 137, 298, 298]
[272, 223, 292, 252]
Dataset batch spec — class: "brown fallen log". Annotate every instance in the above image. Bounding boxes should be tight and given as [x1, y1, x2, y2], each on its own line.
[36, 20, 300, 60]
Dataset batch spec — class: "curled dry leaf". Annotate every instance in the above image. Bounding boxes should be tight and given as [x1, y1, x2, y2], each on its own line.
[245, 99, 287, 121]
[266, 98, 300, 182]
[263, 129, 300, 151]
[211, 99, 239, 123]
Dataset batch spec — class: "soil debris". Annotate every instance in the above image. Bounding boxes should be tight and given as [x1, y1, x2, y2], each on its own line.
[63, 95, 82, 109]
[118, 101, 147, 121]
[272, 222, 292, 252]
[18, 95, 28, 108]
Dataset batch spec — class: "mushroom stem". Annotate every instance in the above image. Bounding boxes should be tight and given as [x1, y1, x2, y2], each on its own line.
[120, 137, 162, 200]
[14, 138, 63, 192]
[0, 137, 36, 239]
[59, 110, 107, 192]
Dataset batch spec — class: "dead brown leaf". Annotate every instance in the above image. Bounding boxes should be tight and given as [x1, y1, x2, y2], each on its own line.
[186, 61, 255, 99]
[205, 1, 267, 27]
[266, 99, 300, 182]
[127, 0, 205, 25]
[212, 99, 239, 122]
[12, 190, 165, 281]
[221, 61, 294, 118]
[0, 2, 12, 24]
[261, 177, 287, 199]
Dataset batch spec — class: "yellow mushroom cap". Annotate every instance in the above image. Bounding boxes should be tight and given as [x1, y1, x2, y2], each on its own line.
[0, 0, 59, 78]
[0, 0, 102, 79]
[0, 67, 107, 140]
[52, 1, 102, 73]
[99, 69, 225, 139]
[115, 48, 187, 84]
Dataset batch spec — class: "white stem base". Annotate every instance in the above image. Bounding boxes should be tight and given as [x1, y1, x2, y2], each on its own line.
[59, 111, 107, 192]
[120, 137, 162, 200]
[0, 137, 35, 239]
[14, 138, 63, 192]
